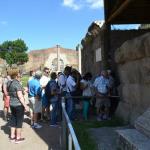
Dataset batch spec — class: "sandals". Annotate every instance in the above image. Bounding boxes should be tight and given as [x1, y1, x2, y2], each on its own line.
[15, 138, 25, 144]
[9, 137, 16, 142]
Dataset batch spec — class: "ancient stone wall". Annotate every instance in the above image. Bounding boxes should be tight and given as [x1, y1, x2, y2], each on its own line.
[23, 46, 78, 73]
[81, 34, 102, 76]
[115, 32, 150, 124]
[82, 29, 150, 77]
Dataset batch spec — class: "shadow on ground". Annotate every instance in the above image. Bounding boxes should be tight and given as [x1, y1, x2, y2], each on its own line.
[0, 109, 61, 150]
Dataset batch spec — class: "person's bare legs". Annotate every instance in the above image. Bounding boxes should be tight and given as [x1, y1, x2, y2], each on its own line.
[16, 128, 22, 139]
[104, 107, 109, 117]
[3, 107, 7, 121]
[30, 111, 34, 125]
[34, 113, 38, 123]
[10, 127, 16, 138]
[46, 106, 50, 120]
[41, 107, 46, 120]
[96, 107, 99, 116]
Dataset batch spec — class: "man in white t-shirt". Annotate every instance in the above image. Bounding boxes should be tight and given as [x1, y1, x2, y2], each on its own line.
[57, 66, 72, 96]
[40, 67, 50, 121]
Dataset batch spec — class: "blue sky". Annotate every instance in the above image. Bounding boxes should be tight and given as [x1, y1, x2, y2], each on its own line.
[0, 0, 105, 51]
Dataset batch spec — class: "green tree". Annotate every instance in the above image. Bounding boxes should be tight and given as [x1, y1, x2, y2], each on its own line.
[0, 39, 28, 66]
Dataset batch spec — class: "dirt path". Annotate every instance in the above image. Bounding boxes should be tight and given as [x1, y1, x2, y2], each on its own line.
[0, 92, 61, 150]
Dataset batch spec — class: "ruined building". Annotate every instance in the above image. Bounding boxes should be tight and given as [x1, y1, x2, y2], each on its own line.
[81, 20, 150, 126]
[23, 45, 79, 73]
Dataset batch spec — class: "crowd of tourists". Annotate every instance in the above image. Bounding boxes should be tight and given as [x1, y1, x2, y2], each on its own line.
[0, 66, 118, 143]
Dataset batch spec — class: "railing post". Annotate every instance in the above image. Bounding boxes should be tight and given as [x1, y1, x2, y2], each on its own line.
[61, 97, 67, 150]
[68, 133, 72, 150]
[61, 96, 81, 150]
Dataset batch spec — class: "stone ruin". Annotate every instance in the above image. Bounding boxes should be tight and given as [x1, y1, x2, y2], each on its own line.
[115, 32, 150, 125]
[117, 107, 150, 150]
[114, 32, 150, 150]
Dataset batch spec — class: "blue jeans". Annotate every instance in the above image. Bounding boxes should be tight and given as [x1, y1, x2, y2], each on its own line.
[42, 93, 50, 108]
[66, 93, 75, 120]
[50, 100, 58, 125]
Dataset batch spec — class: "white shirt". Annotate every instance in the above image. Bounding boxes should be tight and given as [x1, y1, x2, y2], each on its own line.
[93, 76, 101, 88]
[66, 75, 76, 92]
[80, 79, 93, 96]
[40, 75, 50, 93]
[57, 74, 67, 92]
[93, 76, 109, 94]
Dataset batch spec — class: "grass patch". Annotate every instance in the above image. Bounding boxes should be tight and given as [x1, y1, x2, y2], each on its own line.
[73, 117, 124, 150]
[21, 75, 29, 87]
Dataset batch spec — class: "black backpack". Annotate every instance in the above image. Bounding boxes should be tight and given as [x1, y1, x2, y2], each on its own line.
[45, 80, 55, 100]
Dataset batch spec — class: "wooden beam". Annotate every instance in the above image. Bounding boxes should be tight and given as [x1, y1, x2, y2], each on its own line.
[106, 0, 135, 24]
[104, 0, 110, 22]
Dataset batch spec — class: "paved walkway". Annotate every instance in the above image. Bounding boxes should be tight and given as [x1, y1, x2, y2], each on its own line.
[0, 92, 61, 150]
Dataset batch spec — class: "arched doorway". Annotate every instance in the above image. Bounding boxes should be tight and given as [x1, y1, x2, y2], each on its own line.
[51, 58, 64, 72]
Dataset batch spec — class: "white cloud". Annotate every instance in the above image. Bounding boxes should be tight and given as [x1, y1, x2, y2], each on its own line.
[62, 0, 103, 10]
[62, 0, 82, 10]
[0, 21, 8, 25]
[86, 0, 103, 9]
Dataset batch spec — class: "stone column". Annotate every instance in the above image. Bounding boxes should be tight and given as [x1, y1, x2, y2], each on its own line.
[76, 44, 82, 74]
[57, 45, 60, 72]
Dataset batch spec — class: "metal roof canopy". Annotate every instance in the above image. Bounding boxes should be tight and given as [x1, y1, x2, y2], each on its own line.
[104, 0, 150, 24]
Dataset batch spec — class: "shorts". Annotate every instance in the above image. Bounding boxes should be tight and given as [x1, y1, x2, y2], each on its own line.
[29, 97, 42, 113]
[42, 94, 50, 108]
[96, 96, 110, 108]
[4, 95, 10, 108]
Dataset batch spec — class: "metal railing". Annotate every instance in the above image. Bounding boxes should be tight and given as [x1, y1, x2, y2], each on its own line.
[61, 94, 119, 149]
[61, 97, 81, 150]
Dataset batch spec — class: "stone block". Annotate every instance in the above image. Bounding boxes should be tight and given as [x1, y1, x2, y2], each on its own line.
[135, 108, 150, 138]
[115, 32, 150, 64]
[139, 58, 150, 84]
[116, 101, 131, 124]
[116, 83, 150, 125]
[118, 61, 142, 84]
[117, 129, 150, 150]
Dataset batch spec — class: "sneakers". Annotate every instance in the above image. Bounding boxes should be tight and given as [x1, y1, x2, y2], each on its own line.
[102, 114, 111, 120]
[32, 123, 42, 129]
[97, 114, 103, 121]
[97, 116, 103, 121]
[50, 124, 59, 127]
[102, 114, 108, 120]
[15, 138, 25, 144]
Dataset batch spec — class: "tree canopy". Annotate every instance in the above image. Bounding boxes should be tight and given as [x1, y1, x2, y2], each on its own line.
[0, 39, 28, 66]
